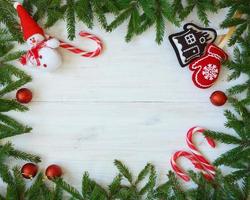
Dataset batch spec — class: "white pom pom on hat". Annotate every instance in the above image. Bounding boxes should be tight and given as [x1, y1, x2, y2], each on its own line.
[14, 2, 21, 9]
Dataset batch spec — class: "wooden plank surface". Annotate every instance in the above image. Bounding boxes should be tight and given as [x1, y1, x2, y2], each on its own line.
[1, 10, 244, 191]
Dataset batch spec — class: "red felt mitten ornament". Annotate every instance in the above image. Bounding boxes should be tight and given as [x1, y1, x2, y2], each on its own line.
[189, 44, 228, 89]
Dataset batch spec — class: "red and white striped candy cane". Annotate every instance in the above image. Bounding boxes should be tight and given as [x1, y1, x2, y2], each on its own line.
[59, 31, 103, 58]
[171, 151, 214, 182]
[186, 127, 216, 176]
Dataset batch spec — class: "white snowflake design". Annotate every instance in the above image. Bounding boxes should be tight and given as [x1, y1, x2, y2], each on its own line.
[202, 64, 219, 80]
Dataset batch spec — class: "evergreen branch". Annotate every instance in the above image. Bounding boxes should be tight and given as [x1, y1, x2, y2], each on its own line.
[228, 82, 249, 96]
[2, 51, 26, 62]
[53, 178, 84, 200]
[0, 142, 40, 163]
[89, 182, 108, 200]
[0, 142, 12, 162]
[65, 0, 76, 40]
[6, 146, 41, 163]
[0, 162, 13, 184]
[125, 8, 140, 42]
[0, 1, 248, 199]
[213, 146, 249, 166]
[167, 171, 186, 200]
[0, 99, 28, 112]
[82, 172, 93, 198]
[108, 174, 122, 196]
[45, 6, 65, 28]
[91, 0, 109, 30]
[75, 0, 94, 29]
[204, 130, 243, 144]
[172, 0, 218, 26]
[0, 113, 32, 139]
[225, 169, 250, 181]
[155, 3, 165, 44]
[114, 159, 133, 184]
[139, 165, 156, 198]
[154, 181, 172, 199]
[13, 166, 26, 198]
[242, 177, 250, 199]
[135, 163, 152, 185]
[108, 2, 137, 32]
[221, 18, 246, 28]
[24, 173, 45, 199]
[52, 184, 64, 200]
[0, 64, 32, 97]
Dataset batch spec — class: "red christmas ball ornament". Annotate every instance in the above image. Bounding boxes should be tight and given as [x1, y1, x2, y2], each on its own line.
[210, 91, 227, 106]
[16, 88, 33, 104]
[21, 163, 38, 179]
[45, 164, 63, 180]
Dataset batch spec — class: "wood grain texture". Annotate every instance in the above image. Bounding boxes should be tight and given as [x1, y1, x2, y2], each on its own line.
[0, 10, 245, 191]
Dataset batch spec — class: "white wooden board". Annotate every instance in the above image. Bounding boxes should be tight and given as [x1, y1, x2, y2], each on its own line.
[1, 9, 245, 192]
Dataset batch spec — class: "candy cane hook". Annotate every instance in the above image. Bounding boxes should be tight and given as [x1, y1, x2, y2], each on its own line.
[59, 31, 103, 58]
[171, 151, 214, 182]
[47, 31, 103, 58]
[186, 127, 216, 176]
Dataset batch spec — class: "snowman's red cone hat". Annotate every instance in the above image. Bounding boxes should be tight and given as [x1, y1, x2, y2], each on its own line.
[14, 2, 45, 41]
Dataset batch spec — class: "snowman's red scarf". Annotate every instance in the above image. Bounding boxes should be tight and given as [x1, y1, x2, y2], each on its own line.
[20, 40, 48, 67]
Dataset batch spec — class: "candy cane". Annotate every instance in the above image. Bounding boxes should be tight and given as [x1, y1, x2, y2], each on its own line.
[51, 31, 103, 58]
[186, 127, 216, 176]
[171, 151, 214, 182]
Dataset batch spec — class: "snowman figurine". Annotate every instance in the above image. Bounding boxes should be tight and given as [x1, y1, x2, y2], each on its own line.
[14, 2, 62, 72]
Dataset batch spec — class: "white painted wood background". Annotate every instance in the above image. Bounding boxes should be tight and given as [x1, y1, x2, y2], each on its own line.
[1, 8, 246, 193]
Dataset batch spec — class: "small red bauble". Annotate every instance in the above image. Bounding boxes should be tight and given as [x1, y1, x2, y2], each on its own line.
[45, 164, 62, 180]
[16, 88, 32, 104]
[21, 163, 38, 179]
[210, 91, 227, 106]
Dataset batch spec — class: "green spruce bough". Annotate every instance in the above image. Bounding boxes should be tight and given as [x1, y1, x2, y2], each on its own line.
[0, 0, 249, 199]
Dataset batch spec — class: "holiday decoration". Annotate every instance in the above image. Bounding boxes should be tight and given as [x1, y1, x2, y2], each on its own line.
[210, 91, 228, 106]
[0, 0, 249, 199]
[169, 23, 217, 67]
[171, 151, 214, 182]
[171, 127, 216, 181]
[14, 2, 103, 72]
[189, 44, 228, 89]
[14, 2, 62, 71]
[21, 163, 38, 179]
[45, 164, 63, 180]
[58, 32, 103, 58]
[186, 127, 216, 177]
[16, 88, 33, 104]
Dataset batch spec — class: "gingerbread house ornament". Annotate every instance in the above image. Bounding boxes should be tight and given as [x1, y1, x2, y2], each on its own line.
[169, 23, 217, 67]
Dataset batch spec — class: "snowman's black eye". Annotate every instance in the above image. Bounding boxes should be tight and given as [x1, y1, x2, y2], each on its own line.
[39, 55, 43, 59]
[43, 64, 47, 67]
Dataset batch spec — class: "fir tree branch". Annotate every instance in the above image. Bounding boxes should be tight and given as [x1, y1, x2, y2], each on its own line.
[53, 178, 84, 200]
[204, 130, 243, 144]
[0, 64, 32, 97]
[114, 159, 133, 184]
[65, 0, 76, 40]
[108, 174, 122, 196]
[0, 99, 28, 112]
[0, 113, 32, 139]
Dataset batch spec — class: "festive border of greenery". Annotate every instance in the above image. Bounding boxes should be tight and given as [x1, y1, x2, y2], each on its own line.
[0, 0, 249, 199]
